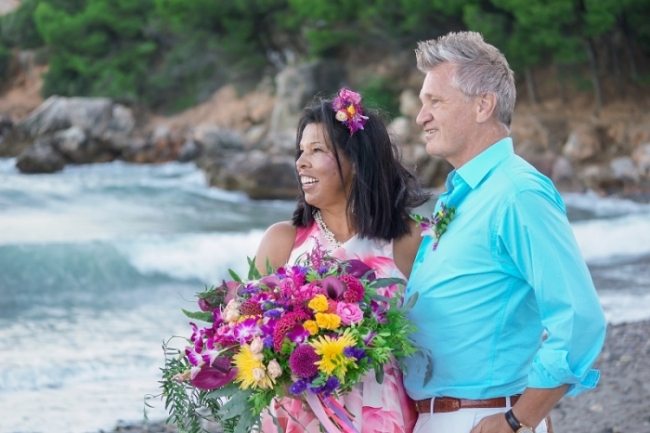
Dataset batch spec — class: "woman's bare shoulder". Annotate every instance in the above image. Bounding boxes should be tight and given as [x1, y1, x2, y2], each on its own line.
[255, 221, 297, 273]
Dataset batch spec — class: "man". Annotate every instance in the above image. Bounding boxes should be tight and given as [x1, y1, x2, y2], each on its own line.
[403, 31, 606, 433]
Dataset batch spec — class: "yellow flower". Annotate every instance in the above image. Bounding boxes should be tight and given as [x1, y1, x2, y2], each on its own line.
[347, 105, 356, 116]
[308, 294, 329, 313]
[304, 320, 319, 335]
[315, 312, 341, 330]
[232, 345, 273, 389]
[310, 332, 356, 376]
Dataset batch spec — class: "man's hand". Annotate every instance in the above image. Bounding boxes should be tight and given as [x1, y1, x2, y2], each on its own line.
[470, 412, 512, 433]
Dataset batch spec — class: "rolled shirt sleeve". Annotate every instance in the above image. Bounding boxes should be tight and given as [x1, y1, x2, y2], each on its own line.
[496, 186, 607, 396]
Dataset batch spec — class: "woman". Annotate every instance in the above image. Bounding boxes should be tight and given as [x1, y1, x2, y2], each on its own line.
[256, 88, 429, 433]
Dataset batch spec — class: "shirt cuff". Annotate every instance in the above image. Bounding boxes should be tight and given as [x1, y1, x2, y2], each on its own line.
[527, 348, 600, 397]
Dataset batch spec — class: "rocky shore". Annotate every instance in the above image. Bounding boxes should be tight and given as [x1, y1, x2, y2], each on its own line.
[101, 319, 650, 433]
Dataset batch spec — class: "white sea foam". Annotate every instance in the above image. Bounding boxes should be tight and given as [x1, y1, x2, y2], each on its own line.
[562, 190, 650, 216]
[571, 213, 650, 264]
[114, 231, 265, 284]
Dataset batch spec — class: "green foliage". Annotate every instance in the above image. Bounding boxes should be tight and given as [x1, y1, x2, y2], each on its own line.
[0, 0, 43, 49]
[1, 0, 648, 109]
[0, 43, 12, 82]
[34, 0, 157, 101]
[357, 76, 400, 119]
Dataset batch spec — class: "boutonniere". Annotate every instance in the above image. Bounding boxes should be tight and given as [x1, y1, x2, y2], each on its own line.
[411, 202, 456, 250]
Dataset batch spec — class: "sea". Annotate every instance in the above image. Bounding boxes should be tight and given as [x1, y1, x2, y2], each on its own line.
[0, 158, 649, 433]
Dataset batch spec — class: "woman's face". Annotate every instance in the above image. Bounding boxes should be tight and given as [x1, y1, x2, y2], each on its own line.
[296, 123, 353, 211]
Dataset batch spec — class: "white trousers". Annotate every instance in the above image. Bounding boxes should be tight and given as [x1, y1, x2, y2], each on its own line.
[413, 399, 549, 433]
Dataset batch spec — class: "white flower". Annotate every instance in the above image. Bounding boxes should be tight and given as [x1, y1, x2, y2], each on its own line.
[252, 367, 266, 382]
[267, 359, 282, 379]
[335, 110, 348, 122]
[250, 336, 264, 354]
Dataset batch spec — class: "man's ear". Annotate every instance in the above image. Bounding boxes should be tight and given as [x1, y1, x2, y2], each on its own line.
[475, 92, 497, 124]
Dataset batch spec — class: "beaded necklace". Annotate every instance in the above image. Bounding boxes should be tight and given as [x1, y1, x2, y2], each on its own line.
[313, 211, 345, 250]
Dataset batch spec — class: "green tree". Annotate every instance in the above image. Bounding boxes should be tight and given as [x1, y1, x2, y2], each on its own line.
[34, 0, 157, 101]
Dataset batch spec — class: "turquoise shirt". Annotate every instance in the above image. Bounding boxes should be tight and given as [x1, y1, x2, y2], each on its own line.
[403, 138, 606, 401]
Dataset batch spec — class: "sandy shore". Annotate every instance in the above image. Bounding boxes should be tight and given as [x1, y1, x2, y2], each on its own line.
[107, 319, 650, 433]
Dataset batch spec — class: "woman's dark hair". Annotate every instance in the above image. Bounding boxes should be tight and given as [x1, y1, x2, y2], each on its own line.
[291, 93, 430, 241]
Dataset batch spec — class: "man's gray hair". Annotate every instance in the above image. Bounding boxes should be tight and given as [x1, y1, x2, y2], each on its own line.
[416, 31, 516, 127]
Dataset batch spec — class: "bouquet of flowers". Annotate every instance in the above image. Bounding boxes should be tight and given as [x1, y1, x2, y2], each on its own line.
[158, 244, 419, 433]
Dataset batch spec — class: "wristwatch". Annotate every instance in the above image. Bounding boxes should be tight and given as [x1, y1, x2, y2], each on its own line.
[505, 409, 535, 433]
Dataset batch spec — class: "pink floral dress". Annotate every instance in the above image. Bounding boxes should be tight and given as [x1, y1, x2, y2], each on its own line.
[260, 222, 417, 433]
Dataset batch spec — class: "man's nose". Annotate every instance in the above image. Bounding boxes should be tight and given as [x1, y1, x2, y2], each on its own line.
[415, 105, 430, 126]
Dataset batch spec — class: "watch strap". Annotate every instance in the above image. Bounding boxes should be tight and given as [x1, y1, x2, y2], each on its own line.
[505, 409, 521, 432]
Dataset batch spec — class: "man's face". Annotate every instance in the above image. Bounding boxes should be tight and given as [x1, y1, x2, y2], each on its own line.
[416, 62, 478, 168]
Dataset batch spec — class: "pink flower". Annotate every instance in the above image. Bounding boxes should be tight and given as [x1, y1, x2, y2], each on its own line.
[336, 302, 364, 325]
[341, 274, 364, 303]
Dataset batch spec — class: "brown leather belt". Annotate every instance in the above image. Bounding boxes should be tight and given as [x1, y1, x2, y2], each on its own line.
[414, 395, 521, 413]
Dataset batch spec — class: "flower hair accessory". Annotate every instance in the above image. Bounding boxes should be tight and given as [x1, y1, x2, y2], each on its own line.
[332, 88, 369, 135]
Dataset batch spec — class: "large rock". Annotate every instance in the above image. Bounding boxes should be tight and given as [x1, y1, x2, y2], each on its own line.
[562, 124, 603, 163]
[205, 151, 299, 200]
[15, 136, 66, 174]
[2, 96, 135, 158]
[267, 61, 346, 154]
[399, 89, 421, 119]
[193, 125, 244, 155]
[632, 144, 650, 181]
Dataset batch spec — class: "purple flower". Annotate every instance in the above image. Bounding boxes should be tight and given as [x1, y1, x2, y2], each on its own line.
[286, 324, 310, 345]
[370, 300, 387, 324]
[320, 276, 345, 300]
[289, 344, 320, 378]
[233, 317, 259, 344]
[190, 357, 237, 390]
[263, 308, 283, 318]
[263, 335, 274, 348]
[289, 378, 309, 395]
[318, 266, 329, 275]
[259, 275, 281, 290]
[343, 347, 366, 360]
[310, 375, 340, 395]
[344, 259, 376, 281]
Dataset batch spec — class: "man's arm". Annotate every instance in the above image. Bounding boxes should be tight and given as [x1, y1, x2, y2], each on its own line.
[473, 186, 606, 433]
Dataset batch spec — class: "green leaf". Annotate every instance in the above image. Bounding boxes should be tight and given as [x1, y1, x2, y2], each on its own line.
[400, 292, 419, 314]
[370, 277, 406, 289]
[265, 257, 274, 276]
[247, 256, 262, 280]
[205, 382, 240, 399]
[218, 388, 254, 420]
[374, 365, 384, 384]
[228, 268, 243, 283]
[181, 309, 214, 322]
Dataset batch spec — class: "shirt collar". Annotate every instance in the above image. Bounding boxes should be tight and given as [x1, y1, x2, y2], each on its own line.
[455, 137, 514, 189]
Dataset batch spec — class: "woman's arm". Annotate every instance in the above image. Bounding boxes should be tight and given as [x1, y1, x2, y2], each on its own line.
[254, 221, 297, 275]
[392, 219, 423, 279]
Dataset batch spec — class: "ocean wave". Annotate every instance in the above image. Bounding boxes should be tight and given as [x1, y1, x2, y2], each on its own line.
[114, 231, 265, 284]
[571, 213, 650, 263]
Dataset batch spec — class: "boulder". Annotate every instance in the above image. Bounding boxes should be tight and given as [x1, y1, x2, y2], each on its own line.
[399, 89, 421, 119]
[551, 156, 582, 191]
[267, 60, 346, 153]
[193, 125, 244, 155]
[610, 156, 640, 183]
[632, 144, 650, 180]
[178, 140, 202, 162]
[205, 151, 299, 200]
[15, 136, 66, 174]
[563, 124, 602, 163]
